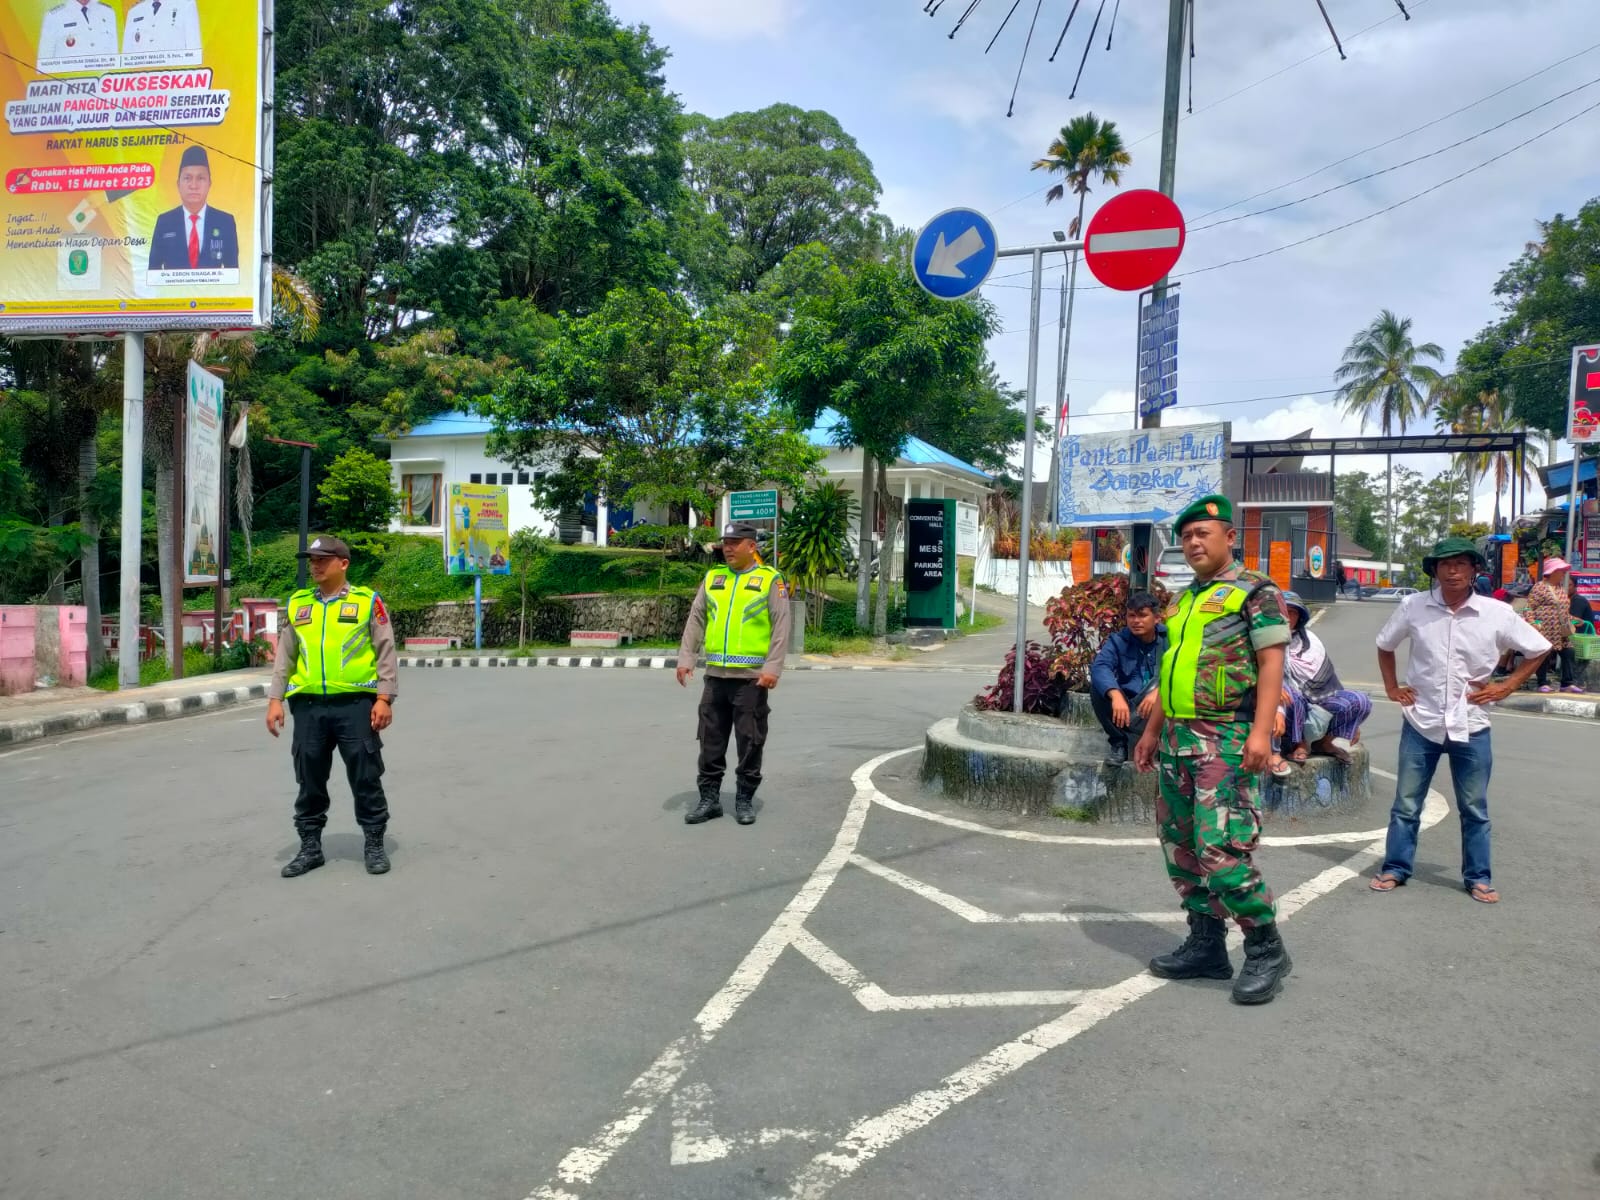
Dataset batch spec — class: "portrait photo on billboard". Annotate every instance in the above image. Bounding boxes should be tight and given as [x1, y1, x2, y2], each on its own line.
[121, 0, 203, 68]
[35, 0, 119, 73]
[145, 144, 239, 282]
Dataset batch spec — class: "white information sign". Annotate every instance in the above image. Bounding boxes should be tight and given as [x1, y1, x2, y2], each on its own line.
[955, 501, 980, 557]
[1057, 422, 1229, 527]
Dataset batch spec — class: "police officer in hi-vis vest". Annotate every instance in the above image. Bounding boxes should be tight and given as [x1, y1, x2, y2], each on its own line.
[675, 521, 792, 826]
[1132, 495, 1293, 1005]
[265, 536, 400, 877]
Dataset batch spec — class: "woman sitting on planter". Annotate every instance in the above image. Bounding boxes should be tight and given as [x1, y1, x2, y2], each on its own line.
[1280, 591, 1371, 765]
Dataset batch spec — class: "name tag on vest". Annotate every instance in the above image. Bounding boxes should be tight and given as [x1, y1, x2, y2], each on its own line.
[1198, 585, 1236, 614]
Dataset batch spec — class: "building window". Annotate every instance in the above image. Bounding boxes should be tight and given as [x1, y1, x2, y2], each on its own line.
[501, 472, 513, 485]
[517, 471, 530, 485]
[469, 472, 482, 484]
[402, 473, 441, 524]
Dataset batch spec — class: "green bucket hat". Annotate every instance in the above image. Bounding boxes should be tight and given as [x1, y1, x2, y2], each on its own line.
[1421, 536, 1487, 578]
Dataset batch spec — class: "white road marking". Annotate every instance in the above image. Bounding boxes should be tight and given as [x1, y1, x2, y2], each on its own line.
[849, 854, 1184, 924]
[525, 747, 914, 1199]
[528, 745, 1449, 1199]
[1088, 226, 1181, 253]
[869, 765, 1443, 848]
[790, 928, 1089, 1012]
[669, 1082, 827, 1165]
[781, 790, 1445, 1199]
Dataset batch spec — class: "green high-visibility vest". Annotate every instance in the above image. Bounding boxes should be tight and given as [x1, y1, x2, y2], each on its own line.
[285, 586, 381, 697]
[1159, 575, 1262, 720]
[702, 565, 781, 669]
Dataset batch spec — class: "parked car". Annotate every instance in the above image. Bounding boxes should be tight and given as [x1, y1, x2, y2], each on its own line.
[1368, 587, 1418, 602]
[1153, 545, 1195, 591]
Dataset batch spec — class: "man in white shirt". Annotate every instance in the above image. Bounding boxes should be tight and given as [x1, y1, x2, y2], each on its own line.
[1371, 538, 1550, 903]
[37, 0, 118, 68]
[121, 0, 202, 61]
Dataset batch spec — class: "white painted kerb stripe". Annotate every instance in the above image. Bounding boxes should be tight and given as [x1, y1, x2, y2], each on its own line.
[1088, 227, 1181, 254]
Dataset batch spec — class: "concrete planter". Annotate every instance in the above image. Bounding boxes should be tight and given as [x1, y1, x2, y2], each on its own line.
[921, 696, 1371, 824]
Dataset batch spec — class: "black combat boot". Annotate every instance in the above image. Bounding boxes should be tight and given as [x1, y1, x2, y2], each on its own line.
[734, 785, 757, 826]
[685, 785, 723, 825]
[1231, 923, 1291, 1005]
[1148, 911, 1233, 980]
[281, 828, 325, 878]
[363, 825, 391, 875]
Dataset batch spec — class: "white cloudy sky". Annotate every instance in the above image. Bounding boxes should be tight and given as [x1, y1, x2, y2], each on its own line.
[610, 0, 1599, 513]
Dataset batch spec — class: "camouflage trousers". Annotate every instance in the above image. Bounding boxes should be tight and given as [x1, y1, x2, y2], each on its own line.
[1156, 720, 1277, 929]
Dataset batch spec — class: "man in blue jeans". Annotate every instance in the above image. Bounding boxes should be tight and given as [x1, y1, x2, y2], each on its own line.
[1371, 538, 1550, 903]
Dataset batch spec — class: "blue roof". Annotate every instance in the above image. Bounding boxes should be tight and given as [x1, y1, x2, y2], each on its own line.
[393, 407, 991, 481]
[1542, 456, 1597, 496]
[392, 412, 496, 439]
[806, 409, 992, 481]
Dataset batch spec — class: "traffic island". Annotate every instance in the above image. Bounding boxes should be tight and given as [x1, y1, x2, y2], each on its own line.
[920, 695, 1372, 824]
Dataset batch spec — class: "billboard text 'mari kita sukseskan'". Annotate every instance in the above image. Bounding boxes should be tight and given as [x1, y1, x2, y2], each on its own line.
[0, 0, 269, 333]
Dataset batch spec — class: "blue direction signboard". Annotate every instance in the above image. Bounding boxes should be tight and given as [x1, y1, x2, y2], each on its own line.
[1137, 291, 1179, 418]
[912, 208, 998, 300]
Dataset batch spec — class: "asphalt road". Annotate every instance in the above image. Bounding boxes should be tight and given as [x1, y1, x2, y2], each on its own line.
[3, 632, 1597, 1200]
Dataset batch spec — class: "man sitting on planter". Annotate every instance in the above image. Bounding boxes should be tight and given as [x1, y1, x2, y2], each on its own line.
[1089, 591, 1167, 767]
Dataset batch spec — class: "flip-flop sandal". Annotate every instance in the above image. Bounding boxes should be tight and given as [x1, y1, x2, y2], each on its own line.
[1270, 757, 1292, 778]
[1369, 873, 1405, 892]
[1467, 883, 1500, 904]
[1288, 747, 1310, 765]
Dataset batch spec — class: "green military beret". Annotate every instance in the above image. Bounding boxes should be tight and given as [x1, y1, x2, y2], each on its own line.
[1174, 493, 1233, 533]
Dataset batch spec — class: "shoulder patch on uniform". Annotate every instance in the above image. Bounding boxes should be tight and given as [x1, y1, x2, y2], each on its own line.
[773, 578, 788, 601]
[373, 595, 388, 624]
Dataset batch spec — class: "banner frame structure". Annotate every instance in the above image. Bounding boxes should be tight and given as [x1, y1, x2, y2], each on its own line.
[0, 0, 275, 337]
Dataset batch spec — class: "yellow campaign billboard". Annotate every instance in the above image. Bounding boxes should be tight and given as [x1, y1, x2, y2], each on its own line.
[0, 0, 271, 333]
[446, 483, 511, 576]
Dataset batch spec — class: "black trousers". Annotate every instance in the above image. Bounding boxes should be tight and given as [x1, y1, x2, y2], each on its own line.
[1089, 685, 1152, 750]
[1536, 646, 1576, 689]
[290, 695, 389, 831]
[696, 676, 769, 793]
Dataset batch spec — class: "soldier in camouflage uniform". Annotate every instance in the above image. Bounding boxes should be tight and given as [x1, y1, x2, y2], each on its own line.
[1133, 494, 1293, 1005]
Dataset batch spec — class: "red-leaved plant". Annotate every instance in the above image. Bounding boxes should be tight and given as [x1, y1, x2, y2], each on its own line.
[974, 574, 1170, 713]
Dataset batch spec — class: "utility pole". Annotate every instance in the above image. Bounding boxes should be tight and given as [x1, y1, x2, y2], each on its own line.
[1048, 276, 1069, 523]
[1129, 0, 1190, 587]
[268, 436, 317, 589]
[118, 334, 145, 689]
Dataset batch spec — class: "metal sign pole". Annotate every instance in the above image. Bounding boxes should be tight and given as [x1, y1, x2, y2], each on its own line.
[118, 334, 145, 689]
[1012, 247, 1044, 713]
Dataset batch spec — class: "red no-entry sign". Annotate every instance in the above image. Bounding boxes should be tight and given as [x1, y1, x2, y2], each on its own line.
[1082, 189, 1187, 292]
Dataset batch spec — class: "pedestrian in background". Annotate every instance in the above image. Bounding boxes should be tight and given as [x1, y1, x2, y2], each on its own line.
[1526, 557, 1578, 693]
[1281, 590, 1371, 761]
[1133, 494, 1292, 1006]
[675, 522, 791, 826]
[265, 536, 399, 878]
[1088, 590, 1167, 767]
[1371, 538, 1550, 903]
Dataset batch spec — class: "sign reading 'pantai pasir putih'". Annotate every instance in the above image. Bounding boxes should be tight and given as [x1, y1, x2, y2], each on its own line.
[1057, 422, 1229, 527]
[0, 0, 271, 333]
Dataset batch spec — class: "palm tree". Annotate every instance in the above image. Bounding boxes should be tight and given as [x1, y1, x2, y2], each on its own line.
[1478, 389, 1540, 531]
[1334, 310, 1445, 574]
[1031, 113, 1130, 517]
[1433, 375, 1488, 526]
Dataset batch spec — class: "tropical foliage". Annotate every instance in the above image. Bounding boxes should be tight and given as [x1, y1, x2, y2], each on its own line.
[777, 482, 858, 631]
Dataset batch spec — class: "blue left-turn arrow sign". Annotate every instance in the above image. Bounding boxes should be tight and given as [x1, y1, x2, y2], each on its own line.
[912, 207, 998, 300]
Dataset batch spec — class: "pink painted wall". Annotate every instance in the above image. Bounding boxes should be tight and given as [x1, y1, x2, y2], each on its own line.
[0, 607, 37, 695]
[55, 606, 88, 687]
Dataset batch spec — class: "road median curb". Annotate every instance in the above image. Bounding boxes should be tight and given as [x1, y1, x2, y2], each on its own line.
[0, 683, 270, 748]
[398, 655, 984, 674]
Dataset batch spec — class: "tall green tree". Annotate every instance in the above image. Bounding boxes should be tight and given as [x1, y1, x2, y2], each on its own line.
[1334, 309, 1445, 574]
[1456, 197, 1600, 435]
[483, 286, 819, 519]
[771, 259, 997, 630]
[911, 360, 1029, 475]
[682, 104, 890, 295]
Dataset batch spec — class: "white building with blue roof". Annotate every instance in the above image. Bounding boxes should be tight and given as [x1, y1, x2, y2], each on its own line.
[382, 408, 991, 549]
